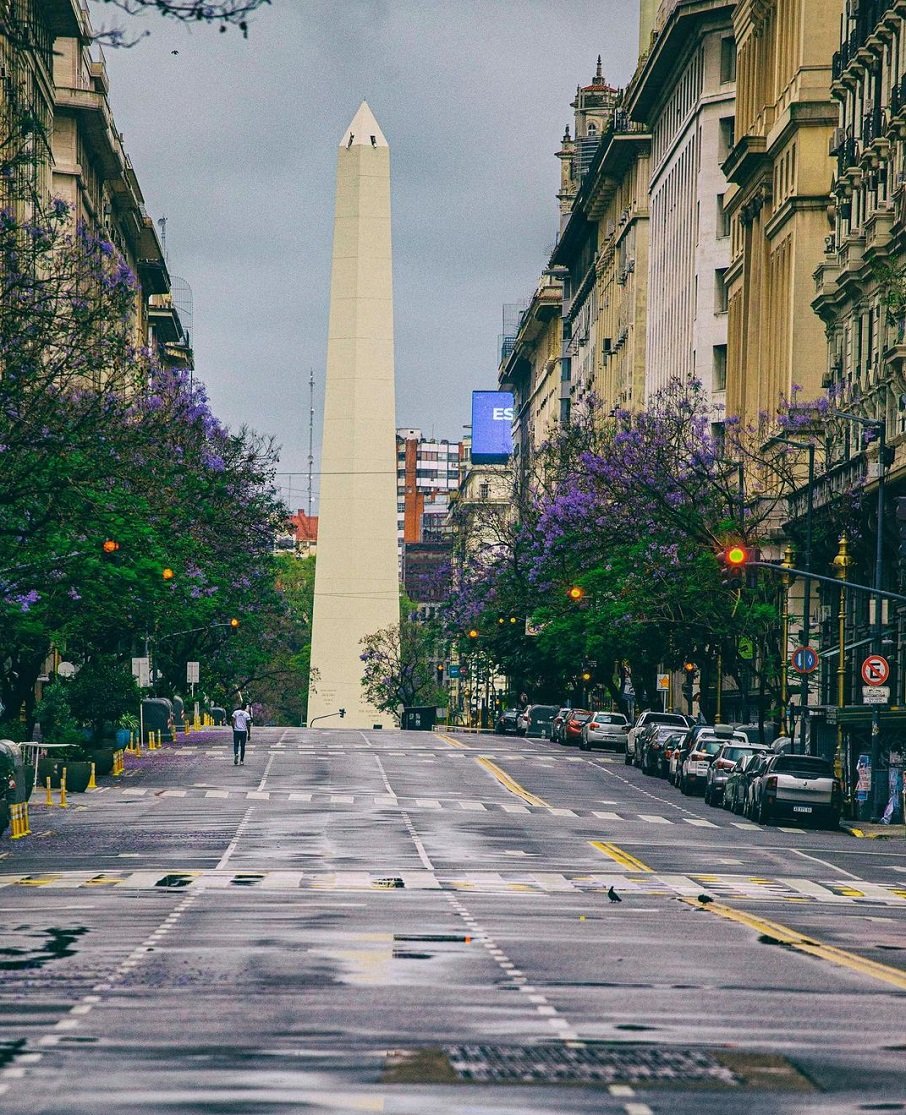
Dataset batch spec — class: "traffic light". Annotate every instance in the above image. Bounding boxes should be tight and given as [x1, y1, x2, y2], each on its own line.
[229, 617, 240, 629]
[467, 628, 479, 639]
[162, 567, 175, 581]
[436, 663, 445, 683]
[101, 539, 120, 555]
[719, 543, 758, 589]
[567, 585, 585, 602]
[580, 670, 592, 683]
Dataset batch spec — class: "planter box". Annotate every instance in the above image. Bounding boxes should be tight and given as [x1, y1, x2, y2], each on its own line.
[63, 762, 92, 793]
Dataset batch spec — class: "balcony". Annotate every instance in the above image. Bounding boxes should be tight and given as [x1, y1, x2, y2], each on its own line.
[54, 84, 123, 179]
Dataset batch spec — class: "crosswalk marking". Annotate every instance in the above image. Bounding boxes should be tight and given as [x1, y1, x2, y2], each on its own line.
[415, 799, 441, 808]
[592, 811, 621, 820]
[205, 790, 229, 799]
[288, 792, 312, 801]
[1, 868, 903, 904]
[548, 808, 577, 817]
[500, 803, 530, 813]
[638, 814, 673, 824]
[684, 818, 718, 828]
[459, 801, 487, 811]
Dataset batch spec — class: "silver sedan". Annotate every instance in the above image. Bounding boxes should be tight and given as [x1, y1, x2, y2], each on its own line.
[580, 711, 630, 751]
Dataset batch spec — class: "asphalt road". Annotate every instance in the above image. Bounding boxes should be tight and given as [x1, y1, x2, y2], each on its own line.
[1, 726, 904, 1114]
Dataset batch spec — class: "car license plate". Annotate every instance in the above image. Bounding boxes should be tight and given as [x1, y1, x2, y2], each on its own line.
[793, 805, 812, 814]
[695, 763, 709, 773]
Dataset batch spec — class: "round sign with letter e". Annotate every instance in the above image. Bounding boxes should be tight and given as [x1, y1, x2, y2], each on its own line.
[861, 654, 890, 686]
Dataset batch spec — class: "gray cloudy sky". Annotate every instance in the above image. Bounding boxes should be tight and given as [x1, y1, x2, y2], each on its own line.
[92, 1, 639, 511]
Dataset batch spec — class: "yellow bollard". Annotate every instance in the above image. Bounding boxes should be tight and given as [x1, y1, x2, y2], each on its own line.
[113, 749, 123, 776]
[87, 762, 97, 790]
[22, 801, 30, 835]
[10, 803, 22, 838]
[45, 776, 53, 806]
[59, 770, 68, 809]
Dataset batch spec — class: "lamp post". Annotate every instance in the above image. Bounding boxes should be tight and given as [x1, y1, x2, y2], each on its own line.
[780, 544, 795, 737]
[833, 534, 853, 813]
[773, 437, 815, 752]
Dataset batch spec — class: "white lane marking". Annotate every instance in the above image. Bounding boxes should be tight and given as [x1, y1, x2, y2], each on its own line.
[791, 848, 862, 879]
[215, 806, 255, 871]
[731, 821, 759, 830]
[459, 801, 487, 811]
[626, 1105, 653, 1115]
[121, 788, 147, 796]
[329, 794, 354, 804]
[400, 812, 435, 872]
[246, 791, 271, 800]
[609, 1085, 635, 1096]
[593, 811, 620, 819]
[684, 818, 718, 828]
[161, 789, 187, 797]
[205, 790, 229, 799]
[415, 798, 441, 809]
[778, 827, 805, 834]
[638, 814, 672, 824]
[501, 803, 530, 813]
[256, 745, 279, 791]
[288, 793, 312, 801]
[548, 808, 577, 817]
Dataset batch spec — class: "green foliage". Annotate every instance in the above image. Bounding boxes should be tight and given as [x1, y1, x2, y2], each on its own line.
[360, 620, 446, 721]
[65, 657, 141, 739]
[34, 683, 83, 745]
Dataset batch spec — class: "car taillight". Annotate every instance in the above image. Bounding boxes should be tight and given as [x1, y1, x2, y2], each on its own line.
[588, 722, 598, 729]
[716, 759, 733, 770]
[765, 775, 778, 794]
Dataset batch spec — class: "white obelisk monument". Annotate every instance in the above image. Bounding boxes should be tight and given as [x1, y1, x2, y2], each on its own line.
[308, 103, 400, 729]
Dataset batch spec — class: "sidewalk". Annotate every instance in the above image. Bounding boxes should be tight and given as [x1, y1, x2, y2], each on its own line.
[841, 820, 906, 839]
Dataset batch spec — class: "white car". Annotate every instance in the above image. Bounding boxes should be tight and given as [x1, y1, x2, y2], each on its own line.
[580, 711, 629, 751]
[750, 753, 842, 827]
[625, 711, 689, 766]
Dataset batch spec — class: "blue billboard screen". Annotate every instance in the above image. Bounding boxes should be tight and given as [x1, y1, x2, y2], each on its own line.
[471, 391, 513, 464]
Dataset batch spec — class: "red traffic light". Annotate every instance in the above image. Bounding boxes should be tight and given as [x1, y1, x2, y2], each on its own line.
[102, 539, 120, 554]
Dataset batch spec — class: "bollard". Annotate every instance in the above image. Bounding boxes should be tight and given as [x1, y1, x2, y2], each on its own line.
[10, 803, 23, 838]
[45, 776, 53, 806]
[113, 749, 123, 776]
[22, 801, 30, 835]
[59, 770, 68, 808]
[87, 762, 97, 790]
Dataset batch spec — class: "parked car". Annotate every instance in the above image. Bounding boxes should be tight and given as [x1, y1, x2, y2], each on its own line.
[625, 710, 690, 766]
[660, 731, 686, 779]
[638, 723, 686, 774]
[563, 709, 592, 745]
[723, 752, 766, 814]
[495, 708, 521, 735]
[704, 743, 768, 806]
[580, 711, 630, 751]
[523, 704, 559, 740]
[551, 707, 573, 744]
[748, 753, 842, 827]
[679, 736, 732, 795]
[741, 751, 775, 817]
[670, 724, 747, 786]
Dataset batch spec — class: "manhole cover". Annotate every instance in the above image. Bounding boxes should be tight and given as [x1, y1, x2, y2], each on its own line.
[383, 1045, 814, 1091]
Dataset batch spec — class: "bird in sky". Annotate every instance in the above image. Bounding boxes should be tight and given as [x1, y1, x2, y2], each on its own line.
[171, 50, 179, 55]
[607, 886, 622, 903]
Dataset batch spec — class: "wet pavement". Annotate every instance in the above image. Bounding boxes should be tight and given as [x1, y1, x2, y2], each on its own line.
[0, 726, 904, 1113]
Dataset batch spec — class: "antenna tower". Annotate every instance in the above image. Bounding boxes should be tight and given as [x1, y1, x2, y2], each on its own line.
[307, 369, 315, 518]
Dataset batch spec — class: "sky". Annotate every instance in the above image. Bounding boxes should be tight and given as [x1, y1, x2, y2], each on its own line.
[91, 0, 640, 512]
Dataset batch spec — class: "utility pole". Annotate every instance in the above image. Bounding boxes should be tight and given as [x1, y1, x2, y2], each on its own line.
[308, 368, 315, 519]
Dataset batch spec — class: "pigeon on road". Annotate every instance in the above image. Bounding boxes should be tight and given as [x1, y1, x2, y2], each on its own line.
[607, 886, 622, 903]
[697, 893, 713, 905]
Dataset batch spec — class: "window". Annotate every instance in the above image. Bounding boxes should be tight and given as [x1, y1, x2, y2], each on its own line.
[718, 116, 735, 160]
[716, 193, 730, 238]
[479, 482, 490, 500]
[713, 344, 728, 390]
[715, 269, 728, 314]
[720, 37, 736, 84]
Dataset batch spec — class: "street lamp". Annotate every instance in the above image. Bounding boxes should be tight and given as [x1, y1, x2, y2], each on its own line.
[833, 534, 853, 811]
[779, 544, 795, 737]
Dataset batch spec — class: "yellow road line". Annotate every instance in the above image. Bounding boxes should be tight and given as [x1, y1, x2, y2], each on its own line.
[685, 898, 906, 991]
[435, 732, 469, 749]
[475, 757, 548, 807]
[589, 841, 653, 873]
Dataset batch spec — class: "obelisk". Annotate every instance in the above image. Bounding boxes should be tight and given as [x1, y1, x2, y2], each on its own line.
[308, 103, 400, 729]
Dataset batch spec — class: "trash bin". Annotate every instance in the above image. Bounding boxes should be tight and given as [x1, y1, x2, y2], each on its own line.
[141, 698, 175, 742]
[171, 695, 185, 732]
[210, 706, 227, 726]
[0, 740, 27, 803]
[401, 706, 436, 732]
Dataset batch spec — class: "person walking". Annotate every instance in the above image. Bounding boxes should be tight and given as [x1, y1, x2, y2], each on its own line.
[231, 703, 251, 765]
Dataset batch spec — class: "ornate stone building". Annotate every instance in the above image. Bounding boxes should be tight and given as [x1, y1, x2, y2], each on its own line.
[625, 0, 736, 411]
[724, 0, 838, 429]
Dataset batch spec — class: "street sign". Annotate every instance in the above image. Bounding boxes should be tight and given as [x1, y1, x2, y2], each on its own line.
[131, 656, 150, 688]
[447, 664, 461, 679]
[737, 636, 754, 661]
[790, 646, 819, 674]
[186, 661, 200, 684]
[656, 673, 670, 691]
[863, 685, 890, 705]
[861, 655, 890, 686]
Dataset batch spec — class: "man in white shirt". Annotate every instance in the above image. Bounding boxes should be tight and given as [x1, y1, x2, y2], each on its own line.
[231, 704, 251, 765]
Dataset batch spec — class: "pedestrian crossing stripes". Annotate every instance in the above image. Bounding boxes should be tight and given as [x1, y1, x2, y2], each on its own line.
[103, 786, 805, 829]
[1, 868, 903, 904]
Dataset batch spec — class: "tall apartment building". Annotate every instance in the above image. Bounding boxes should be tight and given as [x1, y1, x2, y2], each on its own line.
[814, 0, 906, 444]
[396, 429, 463, 551]
[0, 2, 190, 373]
[724, 0, 837, 429]
[626, 0, 736, 411]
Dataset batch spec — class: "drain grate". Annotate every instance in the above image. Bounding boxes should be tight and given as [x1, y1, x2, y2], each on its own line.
[444, 1044, 741, 1086]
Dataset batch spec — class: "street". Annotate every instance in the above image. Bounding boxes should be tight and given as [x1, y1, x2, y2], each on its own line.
[1, 727, 904, 1114]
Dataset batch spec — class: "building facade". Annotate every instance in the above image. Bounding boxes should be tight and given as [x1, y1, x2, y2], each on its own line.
[626, 0, 736, 411]
[724, 0, 838, 429]
[396, 429, 463, 555]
